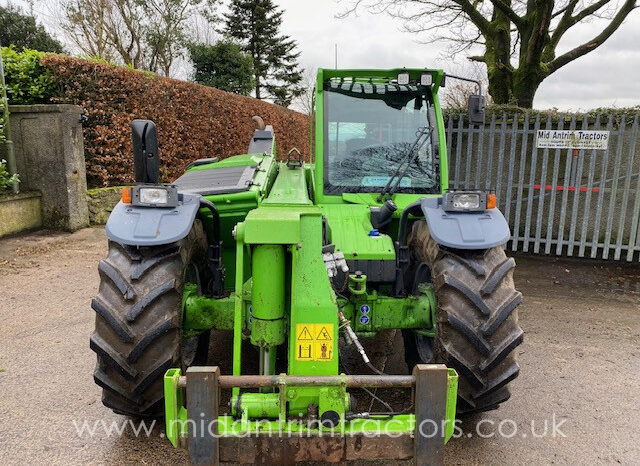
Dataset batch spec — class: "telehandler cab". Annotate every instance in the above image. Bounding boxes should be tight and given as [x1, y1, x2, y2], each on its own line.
[92, 68, 522, 464]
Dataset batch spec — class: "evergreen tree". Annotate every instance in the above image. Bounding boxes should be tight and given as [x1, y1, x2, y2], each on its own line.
[188, 41, 255, 95]
[0, 5, 64, 53]
[223, 0, 303, 107]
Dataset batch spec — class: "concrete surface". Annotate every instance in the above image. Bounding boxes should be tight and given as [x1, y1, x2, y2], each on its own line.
[2, 105, 89, 231]
[0, 227, 639, 465]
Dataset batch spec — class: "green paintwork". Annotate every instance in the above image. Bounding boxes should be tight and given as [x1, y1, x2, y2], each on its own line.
[163, 367, 458, 446]
[348, 272, 367, 295]
[232, 223, 246, 399]
[445, 368, 459, 440]
[250, 244, 286, 347]
[183, 285, 235, 334]
[183, 279, 434, 336]
[171, 67, 459, 447]
[231, 392, 281, 418]
[318, 386, 350, 426]
[287, 211, 341, 415]
[340, 284, 435, 334]
[319, 204, 395, 260]
[183, 283, 253, 335]
[164, 368, 184, 448]
[242, 206, 318, 244]
[262, 164, 312, 205]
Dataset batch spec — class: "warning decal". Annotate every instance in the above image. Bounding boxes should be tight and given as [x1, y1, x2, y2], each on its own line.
[295, 323, 334, 361]
[316, 326, 332, 340]
[297, 326, 313, 340]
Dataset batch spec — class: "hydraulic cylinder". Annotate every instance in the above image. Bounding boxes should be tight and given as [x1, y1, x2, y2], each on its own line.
[250, 244, 286, 349]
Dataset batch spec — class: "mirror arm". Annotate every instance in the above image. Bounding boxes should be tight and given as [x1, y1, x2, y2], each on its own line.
[442, 73, 483, 96]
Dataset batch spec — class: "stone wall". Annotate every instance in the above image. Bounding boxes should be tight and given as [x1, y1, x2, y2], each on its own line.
[86, 187, 123, 225]
[0, 192, 42, 237]
[2, 105, 89, 231]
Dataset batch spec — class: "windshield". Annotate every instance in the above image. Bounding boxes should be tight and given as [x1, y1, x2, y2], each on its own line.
[323, 82, 440, 195]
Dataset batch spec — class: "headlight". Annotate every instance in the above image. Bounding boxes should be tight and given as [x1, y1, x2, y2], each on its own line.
[140, 188, 169, 205]
[443, 190, 495, 212]
[452, 193, 480, 209]
[127, 185, 179, 207]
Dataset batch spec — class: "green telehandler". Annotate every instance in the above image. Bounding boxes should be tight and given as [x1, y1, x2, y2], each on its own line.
[92, 68, 523, 464]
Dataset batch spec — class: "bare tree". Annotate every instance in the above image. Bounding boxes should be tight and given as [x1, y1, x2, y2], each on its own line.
[108, 0, 146, 69]
[293, 68, 317, 115]
[60, 0, 118, 61]
[189, 9, 219, 45]
[57, 0, 217, 76]
[341, 0, 639, 107]
[442, 74, 493, 109]
[146, 0, 201, 76]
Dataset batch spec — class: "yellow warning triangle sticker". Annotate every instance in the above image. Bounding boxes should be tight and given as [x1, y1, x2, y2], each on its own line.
[297, 326, 313, 340]
[316, 326, 332, 341]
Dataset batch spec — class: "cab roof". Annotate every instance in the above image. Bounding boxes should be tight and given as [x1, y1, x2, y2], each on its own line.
[317, 68, 446, 92]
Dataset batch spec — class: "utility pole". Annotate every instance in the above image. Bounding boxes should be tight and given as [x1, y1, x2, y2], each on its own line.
[0, 43, 18, 193]
[334, 44, 338, 69]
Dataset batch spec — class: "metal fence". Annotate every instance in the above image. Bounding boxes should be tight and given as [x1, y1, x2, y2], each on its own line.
[446, 112, 640, 262]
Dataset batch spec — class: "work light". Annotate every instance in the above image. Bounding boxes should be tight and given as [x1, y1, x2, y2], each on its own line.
[443, 190, 497, 212]
[122, 185, 179, 207]
[397, 72, 410, 85]
[420, 73, 433, 86]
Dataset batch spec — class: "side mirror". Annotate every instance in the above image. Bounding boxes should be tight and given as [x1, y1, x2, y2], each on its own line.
[468, 94, 485, 126]
[131, 120, 159, 184]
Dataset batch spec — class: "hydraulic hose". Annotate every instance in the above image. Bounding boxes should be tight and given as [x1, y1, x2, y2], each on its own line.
[198, 197, 224, 296]
[199, 198, 221, 244]
[397, 200, 423, 247]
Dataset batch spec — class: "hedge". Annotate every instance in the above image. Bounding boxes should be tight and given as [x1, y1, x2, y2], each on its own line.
[1, 47, 56, 105]
[35, 54, 309, 187]
[0, 50, 310, 187]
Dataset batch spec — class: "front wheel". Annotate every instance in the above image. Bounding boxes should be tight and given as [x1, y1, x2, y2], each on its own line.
[90, 221, 210, 417]
[403, 220, 523, 414]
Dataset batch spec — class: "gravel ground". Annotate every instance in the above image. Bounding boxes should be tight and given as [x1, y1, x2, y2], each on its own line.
[0, 227, 639, 465]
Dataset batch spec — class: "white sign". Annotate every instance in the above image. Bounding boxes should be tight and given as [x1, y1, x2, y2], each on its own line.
[536, 130, 610, 150]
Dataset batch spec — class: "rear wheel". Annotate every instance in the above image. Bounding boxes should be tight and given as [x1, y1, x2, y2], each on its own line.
[90, 221, 210, 417]
[403, 220, 523, 414]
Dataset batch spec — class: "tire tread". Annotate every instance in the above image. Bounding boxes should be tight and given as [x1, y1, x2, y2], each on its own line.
[91, 222, 207, 417]
[406, 220, 523, 414]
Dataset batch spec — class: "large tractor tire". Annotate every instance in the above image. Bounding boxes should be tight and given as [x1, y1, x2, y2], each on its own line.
[90, 221, 210, 417]
[403, 220, 523, 414]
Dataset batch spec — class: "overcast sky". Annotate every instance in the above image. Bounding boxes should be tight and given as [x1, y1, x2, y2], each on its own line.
[276, 0, 640, 110]
[10, 0, 640, 110]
